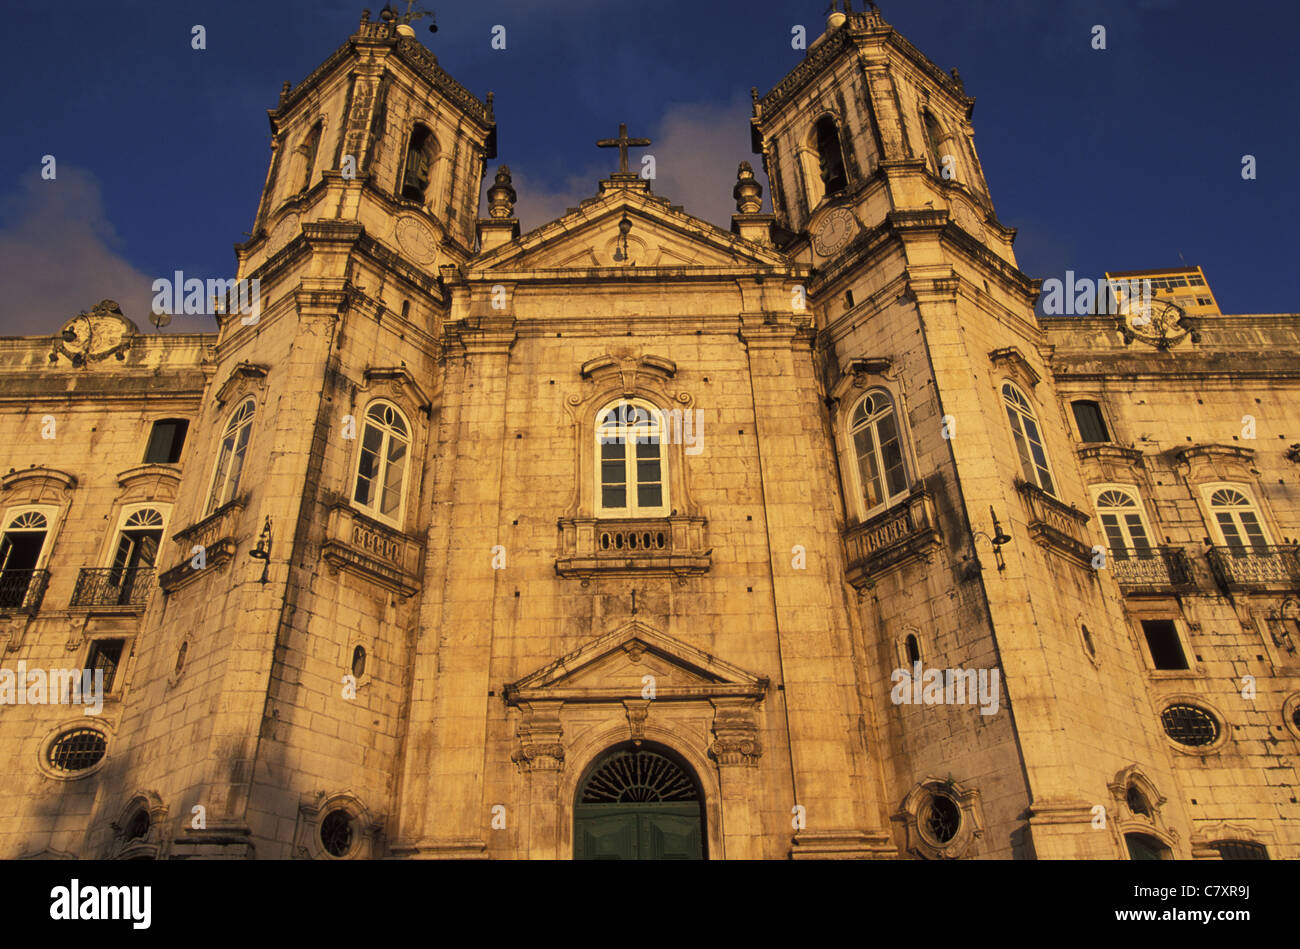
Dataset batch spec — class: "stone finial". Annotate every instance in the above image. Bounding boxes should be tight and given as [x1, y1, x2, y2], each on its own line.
[487, 166, 517, 219]
[360, 8, 370, 24]
[950, 67, 964, 91]
[279, 81, 291, 106]
[733, 161, 763, 214]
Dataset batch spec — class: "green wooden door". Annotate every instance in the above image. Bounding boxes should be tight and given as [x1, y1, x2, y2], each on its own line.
[574, 747, 705, 860]
[574, 803, 703, 860]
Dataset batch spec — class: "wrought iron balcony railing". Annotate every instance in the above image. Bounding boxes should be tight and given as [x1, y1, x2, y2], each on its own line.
[69, 567, 156, 609]
[1109, 546, 1196, 594]
[1206, 545, 1300, 593]
[0, 569, 50, 614]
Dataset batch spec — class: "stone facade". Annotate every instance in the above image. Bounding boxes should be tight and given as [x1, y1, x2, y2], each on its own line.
[0, 7, 1295, 860]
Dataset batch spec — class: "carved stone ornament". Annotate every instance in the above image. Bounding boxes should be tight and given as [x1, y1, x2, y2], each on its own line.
[51, 301, 137, 365]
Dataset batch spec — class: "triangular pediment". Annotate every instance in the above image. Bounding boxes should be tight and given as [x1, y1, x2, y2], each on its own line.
[504, 620, 767, 704]
[472, 184, 790, 275]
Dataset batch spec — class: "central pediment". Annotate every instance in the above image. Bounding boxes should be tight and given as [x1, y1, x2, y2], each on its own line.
[471, 181, 791, 275]
[503, 620, 768, 704]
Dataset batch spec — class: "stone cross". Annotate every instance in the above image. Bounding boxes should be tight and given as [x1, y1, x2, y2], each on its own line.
[597, 123, 651, 175]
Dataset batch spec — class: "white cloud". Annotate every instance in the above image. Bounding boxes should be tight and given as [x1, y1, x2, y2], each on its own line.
[0, 167, 207, 337]
[496, 92, 766, 236]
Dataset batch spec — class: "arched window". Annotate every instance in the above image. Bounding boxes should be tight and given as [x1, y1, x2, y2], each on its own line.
[813, 115, 848, 196]
[1125, 833, 1172, 860]
[799, 116, 848, 209]
[905, 633, 921, 666]
[208, 398, 256, 514]
[849, 389, 908, 516]
[298, 121, 323, 193]
[106, 507, 165, 604]
[1001, 383, 1054, 495]
[1210, 840, 1269, 860]
[353, 401, 410, 525]
[399, 123, 438, 203]
[1207, 487, 1270, 552]
[596, 400, 668, 518]
[0, 508, 53, 609]
[1094, 488, 1153, 560]
[922, 110, 948, 177]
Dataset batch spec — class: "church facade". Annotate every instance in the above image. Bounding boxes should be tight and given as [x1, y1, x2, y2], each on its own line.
[0, 5, 1297, 860]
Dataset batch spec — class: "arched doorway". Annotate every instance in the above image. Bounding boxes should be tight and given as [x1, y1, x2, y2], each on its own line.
[574, 743, 705, 860]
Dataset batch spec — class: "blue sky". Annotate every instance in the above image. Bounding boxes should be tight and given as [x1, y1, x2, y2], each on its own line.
[1, 0, 1296, 334]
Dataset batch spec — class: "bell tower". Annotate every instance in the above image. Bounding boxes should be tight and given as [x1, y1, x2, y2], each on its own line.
[749, 2, 1192, 859]
[751, 1, 997, 254]
[238, 6, 497, 288]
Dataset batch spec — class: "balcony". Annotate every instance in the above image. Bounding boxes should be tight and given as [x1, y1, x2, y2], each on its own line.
[1109, 547, 1196, 595]
[0, 569, 51, 614]
[320, 502, 423, 597]
[69, 567, 156, 611]
[842, 489, 943, 590]
[1013, 478, 1092, 567]
[158, 497, 245, 593]
[556, 515, 711, 582]
[1206, 545, 1300, 594]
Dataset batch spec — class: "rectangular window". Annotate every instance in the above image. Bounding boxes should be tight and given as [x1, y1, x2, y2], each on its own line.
[1140, 619, 1188, 670]
[1071, 401, 1110, 443]
[85, 638, 125, 693]
[143, 419, 189, 464]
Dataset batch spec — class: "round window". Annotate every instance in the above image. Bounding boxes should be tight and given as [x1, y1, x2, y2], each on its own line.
[48, 728, 107, 773]
[320, 809, 354, 857]
[1161, 704, 1220, 747]
[922, 793, 961, 844]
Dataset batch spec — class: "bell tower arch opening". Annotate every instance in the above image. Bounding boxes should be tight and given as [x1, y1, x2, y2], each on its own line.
[573, 742, 706, 860]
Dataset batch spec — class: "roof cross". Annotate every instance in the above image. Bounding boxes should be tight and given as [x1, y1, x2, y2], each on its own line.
[596, 122, 651, 175]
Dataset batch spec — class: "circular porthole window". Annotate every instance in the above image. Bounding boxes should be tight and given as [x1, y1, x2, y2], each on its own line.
[920, 793, 961, 845]
[320, 809, 354, 858]
[47, 728, 107, 774]
[1161, 704, 1220, 747]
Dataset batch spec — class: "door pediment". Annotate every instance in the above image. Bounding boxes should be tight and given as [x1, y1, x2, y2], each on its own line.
[504, 620, 767, 704]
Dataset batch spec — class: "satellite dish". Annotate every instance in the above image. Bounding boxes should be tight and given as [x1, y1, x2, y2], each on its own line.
[150, 310, 172, 330]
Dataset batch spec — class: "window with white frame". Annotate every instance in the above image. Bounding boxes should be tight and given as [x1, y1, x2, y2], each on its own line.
[0, 506, 56, 610]
[352, 401, 410, 526]
[208, 398, 256, 514]
[596, 400, 668, 517]
[1002, 382, 1055, 495]
[1205, 486, 1271, 552]
[107, 507, 166, 580]
[848, 389, 909, 516]
[1094, 488, 1154, 560]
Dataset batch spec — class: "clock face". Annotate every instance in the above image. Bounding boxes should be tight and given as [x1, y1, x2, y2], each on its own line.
[813, 207, 856, 256]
